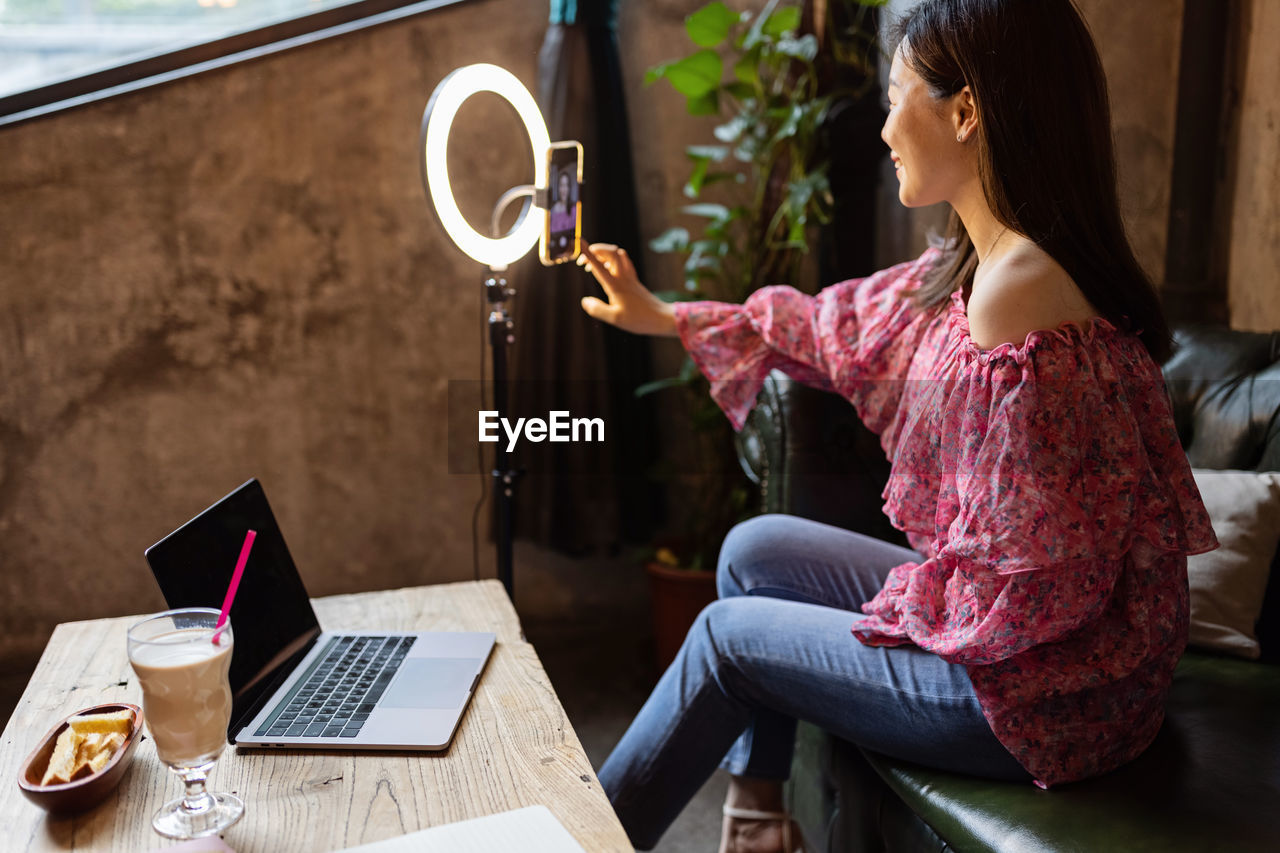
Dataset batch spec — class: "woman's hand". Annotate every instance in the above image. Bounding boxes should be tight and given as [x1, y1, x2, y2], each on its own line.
[578, 244, 679, 337]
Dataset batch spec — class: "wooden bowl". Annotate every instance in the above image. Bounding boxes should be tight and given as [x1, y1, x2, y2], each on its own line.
[17, 702, 143, 814]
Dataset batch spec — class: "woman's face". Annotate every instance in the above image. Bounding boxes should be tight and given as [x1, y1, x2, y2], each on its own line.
[881, 46, 972, 208]
[558, 173, 571, 200]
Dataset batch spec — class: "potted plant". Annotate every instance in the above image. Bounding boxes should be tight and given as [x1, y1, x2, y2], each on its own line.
[639, 0, 883, 670]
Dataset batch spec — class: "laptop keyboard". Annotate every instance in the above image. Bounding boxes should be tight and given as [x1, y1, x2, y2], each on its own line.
[254, 635, 416, 739]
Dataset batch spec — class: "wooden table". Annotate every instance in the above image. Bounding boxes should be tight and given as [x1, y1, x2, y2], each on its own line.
[0, 580, 633, 851]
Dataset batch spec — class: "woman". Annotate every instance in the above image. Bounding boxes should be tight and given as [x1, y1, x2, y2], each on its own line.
[578, 1, 1218, 851]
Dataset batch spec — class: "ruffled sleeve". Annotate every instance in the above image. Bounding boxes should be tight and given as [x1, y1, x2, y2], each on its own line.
[859, 302, 1219, 665]
[672, 248, 941, 431]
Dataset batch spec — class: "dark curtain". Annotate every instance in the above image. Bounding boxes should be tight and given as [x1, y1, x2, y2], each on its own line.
[811, 0, 887, 282]
[507, 0, 661, 554]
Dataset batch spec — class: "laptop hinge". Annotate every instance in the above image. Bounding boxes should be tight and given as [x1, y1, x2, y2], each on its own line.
[229, 630, 321, 741]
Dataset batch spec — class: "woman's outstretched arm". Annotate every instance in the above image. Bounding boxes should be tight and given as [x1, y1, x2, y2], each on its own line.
[579, 242, 942, 432]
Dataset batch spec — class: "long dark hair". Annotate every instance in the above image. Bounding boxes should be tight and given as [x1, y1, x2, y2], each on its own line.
[891, 0, 1172, 363]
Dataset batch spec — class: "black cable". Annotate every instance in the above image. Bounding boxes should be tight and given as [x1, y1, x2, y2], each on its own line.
[470, 273, 488, 583]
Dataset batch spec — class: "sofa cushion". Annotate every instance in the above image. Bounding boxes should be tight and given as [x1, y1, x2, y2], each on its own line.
[1163, 326, 1280, 661]
[1187, 468, 1280, 659]
[860, 653, 1280, 852]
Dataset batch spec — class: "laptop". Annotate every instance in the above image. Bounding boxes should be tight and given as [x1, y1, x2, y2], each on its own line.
[143, 478, 495, 751]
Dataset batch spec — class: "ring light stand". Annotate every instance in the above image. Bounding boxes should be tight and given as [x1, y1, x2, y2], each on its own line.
[420, 64, 553, 599]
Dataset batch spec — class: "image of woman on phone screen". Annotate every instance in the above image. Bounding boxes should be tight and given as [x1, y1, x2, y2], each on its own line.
[551, 166, 577, 236]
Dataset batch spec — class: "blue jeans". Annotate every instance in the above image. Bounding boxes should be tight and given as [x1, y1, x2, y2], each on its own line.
[598, 514, 1029, 850]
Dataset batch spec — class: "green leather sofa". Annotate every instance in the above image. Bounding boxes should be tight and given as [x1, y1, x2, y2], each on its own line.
[735, 325, 1280, 852]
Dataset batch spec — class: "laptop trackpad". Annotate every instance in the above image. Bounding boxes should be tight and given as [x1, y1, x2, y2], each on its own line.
[381, 658, 479, 709]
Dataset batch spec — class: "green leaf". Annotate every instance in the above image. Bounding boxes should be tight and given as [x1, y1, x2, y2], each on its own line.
[786, 175, 816, 211]
[685, 1, 736, 48]
[787, 218, 807, 246]
[724, 81, 756, 101]
[685, 254, 722, 275]
[644, 61, 673, 86]
[682, 203, 732, 220]
[690, 238, 729, 254]
[649, 227, 690, 253]
[635, 375, 694, 398]
[795, 96, 833, 132]
[651, 290, 701, 303]
[775, 34, 818, 62]
[708, 208, 739, 236]
[686, 144, 730, 162]
[684, 158, 710, 198]
[664, 49, 722, 98]
[634, 358, 707, 403]
[686, 90, 720, 116]
[733, 50, 760, 85]
[677, 356, 700, 383]
[741, 0, 782, 50]
[685, 262, 723, 282]
[686, 238, 724, 273]
[713, 115, 750, 143]
[769, 104, 803, 143]
[762, 5, 801, 38]
[778, 173, 830, 235]
[700, 170, 744, 188]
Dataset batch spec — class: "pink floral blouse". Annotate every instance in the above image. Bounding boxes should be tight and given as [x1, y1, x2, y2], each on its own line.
[672, 247, 1219, 788]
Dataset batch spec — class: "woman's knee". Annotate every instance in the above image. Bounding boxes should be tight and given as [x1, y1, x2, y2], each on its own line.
[716, 514, 801, 598]
[680, 598, 779, 705]
[684, 599, 741, 680]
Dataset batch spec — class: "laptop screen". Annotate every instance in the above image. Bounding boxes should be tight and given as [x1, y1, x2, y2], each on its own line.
[144, 478, 322, 735]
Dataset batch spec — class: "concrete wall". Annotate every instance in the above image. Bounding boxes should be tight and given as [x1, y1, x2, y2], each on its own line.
[1075, 0, 1185, 288]
[0, 0, 549, 674]
[1227, 0, 1280, 330]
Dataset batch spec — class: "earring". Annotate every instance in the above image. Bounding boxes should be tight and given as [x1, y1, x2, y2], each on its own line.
[957, 133, 964, 142]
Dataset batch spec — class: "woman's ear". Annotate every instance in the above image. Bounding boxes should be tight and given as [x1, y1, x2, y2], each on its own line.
[953, 85, 979, 143]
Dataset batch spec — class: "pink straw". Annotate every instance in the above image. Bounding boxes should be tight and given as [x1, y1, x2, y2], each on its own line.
[214, 529, 256, 644]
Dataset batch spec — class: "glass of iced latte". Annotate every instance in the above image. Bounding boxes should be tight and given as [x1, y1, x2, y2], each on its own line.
[127, 607, 244, 839]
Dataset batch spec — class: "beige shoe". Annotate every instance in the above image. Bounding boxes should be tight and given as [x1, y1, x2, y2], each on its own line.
[721, 805, 805, 853]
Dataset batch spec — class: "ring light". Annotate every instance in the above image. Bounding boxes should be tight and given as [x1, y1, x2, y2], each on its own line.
[421, 64, 551, 267]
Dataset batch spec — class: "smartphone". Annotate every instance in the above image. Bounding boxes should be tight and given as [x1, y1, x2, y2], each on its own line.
[539, 141, 583, 265]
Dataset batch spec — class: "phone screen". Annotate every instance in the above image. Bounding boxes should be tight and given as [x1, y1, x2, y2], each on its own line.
[542, 142, 582, 265]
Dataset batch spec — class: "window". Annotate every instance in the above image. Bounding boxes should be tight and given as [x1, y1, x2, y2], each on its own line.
[0, 0, 469, 125]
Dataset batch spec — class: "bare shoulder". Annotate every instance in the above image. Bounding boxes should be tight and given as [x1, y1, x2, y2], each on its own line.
[966, 248, 1099, 350]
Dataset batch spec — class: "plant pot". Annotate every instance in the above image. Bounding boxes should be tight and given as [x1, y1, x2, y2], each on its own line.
[645, 561, 719, 673]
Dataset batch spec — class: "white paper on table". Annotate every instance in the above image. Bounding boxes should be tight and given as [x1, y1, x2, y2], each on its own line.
[337, 805, 589, 853]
